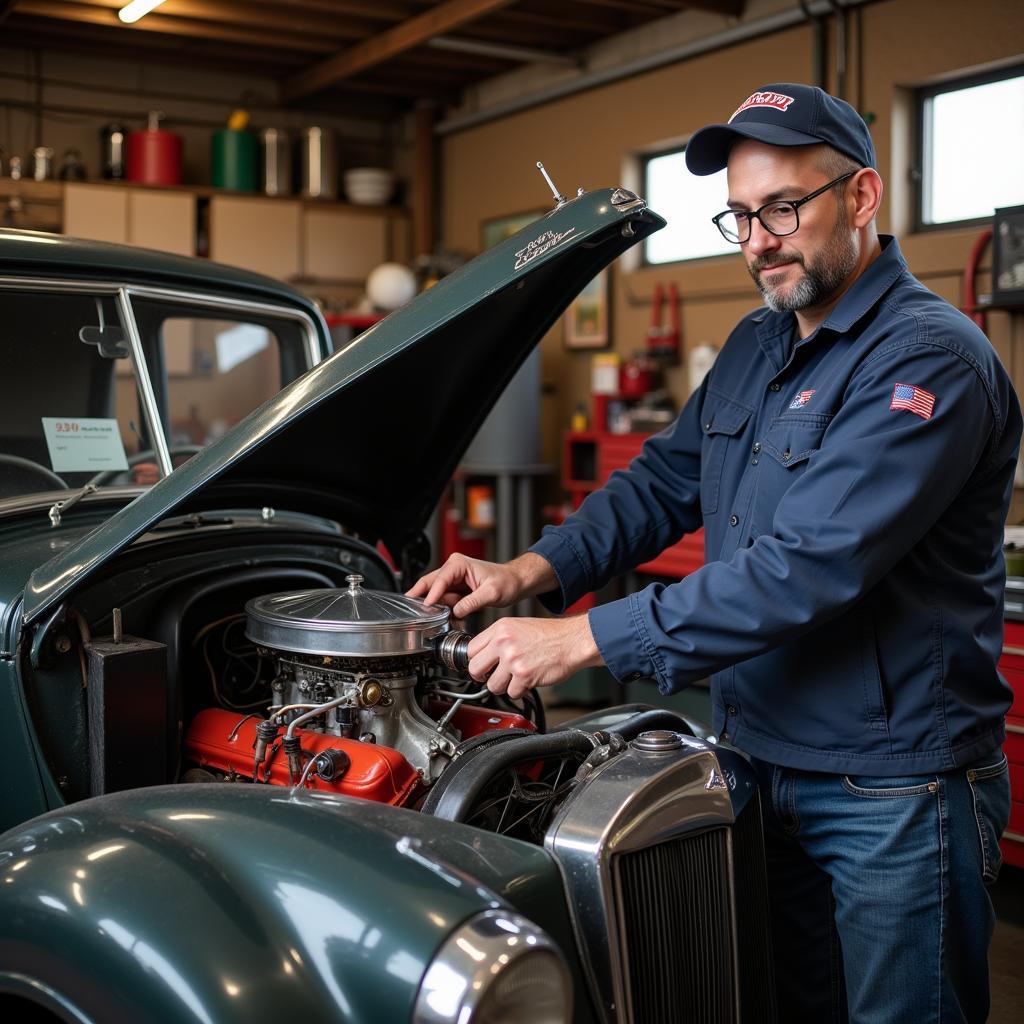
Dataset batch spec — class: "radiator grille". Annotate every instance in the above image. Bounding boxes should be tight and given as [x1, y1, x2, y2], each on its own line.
[617, 826, 736, 1023]
[614, 795, 776, 1024]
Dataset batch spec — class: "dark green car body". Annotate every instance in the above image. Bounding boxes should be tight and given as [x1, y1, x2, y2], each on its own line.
[0, 193, 773, 1024]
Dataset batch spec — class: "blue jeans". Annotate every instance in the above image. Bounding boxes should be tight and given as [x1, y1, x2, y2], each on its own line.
[749, 753, 1011, 1024]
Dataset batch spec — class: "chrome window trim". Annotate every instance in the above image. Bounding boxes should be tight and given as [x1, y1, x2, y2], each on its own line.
[412, 908, 571, 1024]
[543, 738, 736, 1024]
[0, 276, 326, 482]
[116, 286, 172, 476]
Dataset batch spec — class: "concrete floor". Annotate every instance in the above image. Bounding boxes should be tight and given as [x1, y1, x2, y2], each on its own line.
[545, 700, 1024, 1020]
[990, 865, 1024, 1023]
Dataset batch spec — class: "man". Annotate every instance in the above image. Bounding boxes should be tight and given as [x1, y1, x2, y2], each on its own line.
[409, 84, 1018, 1023]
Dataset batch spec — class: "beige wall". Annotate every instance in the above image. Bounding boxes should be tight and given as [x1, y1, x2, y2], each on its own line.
[440, 0, 1024, 492]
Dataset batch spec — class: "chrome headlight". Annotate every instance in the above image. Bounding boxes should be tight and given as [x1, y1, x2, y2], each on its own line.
[413, 909, 571, 1024]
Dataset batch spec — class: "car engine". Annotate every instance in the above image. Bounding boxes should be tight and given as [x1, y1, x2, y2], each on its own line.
[181, 574, 538, 809]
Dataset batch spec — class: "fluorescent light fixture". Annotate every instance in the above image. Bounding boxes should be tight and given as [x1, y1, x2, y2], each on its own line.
[119, 0, 167, 24]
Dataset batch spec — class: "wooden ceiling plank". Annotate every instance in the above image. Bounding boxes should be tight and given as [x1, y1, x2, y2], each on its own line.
[246, 0, 416, 23]
[7, 17, 311, 68]
[12, 0, 338, 52]
[683, 0, 745, 15]
[283, 0, 518, 101]
[51, 0, 385, 41]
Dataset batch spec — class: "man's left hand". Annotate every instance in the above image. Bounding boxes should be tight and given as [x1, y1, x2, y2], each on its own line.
[467, 615, 604, 699]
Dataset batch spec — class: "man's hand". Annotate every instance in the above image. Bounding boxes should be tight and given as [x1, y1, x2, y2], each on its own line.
[467, 614, 603, 699]
[407, 552, 556, 619]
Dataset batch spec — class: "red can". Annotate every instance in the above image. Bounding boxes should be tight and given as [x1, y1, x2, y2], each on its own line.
[126, 126, 183, 186]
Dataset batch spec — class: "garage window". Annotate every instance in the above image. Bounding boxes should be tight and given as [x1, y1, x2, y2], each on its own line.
[642, 148, 733, 265]
[917, 67, 1024, 228]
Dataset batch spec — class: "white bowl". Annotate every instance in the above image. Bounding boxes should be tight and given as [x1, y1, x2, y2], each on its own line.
[344, 168, 394, 205]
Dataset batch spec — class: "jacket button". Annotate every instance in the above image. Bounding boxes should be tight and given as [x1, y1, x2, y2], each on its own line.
[770, 383, 781, 391]
[782, 449, 791, 460]
[726, 705, 737, 715]
[729, 514, 739, 527]
[704, 421, 712, 431]
[752, 442, 761, 454]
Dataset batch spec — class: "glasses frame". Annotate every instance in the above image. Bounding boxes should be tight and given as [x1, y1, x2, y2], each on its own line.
[711, 171, 857, 244]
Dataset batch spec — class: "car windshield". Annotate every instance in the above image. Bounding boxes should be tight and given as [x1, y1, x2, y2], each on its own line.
[0, 284, 317, 502]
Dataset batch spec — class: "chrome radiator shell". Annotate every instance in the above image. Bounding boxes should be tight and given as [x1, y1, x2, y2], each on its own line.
[544, 733, 774, 1024]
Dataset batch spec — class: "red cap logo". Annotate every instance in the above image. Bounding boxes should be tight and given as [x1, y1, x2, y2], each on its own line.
[728, 91, 796, 123]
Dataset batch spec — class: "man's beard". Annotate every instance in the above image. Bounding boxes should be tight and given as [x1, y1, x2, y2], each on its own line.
[748, 210, 859, 312]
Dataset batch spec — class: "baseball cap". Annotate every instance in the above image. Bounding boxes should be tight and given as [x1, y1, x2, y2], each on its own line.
[684, 83, 876, 175]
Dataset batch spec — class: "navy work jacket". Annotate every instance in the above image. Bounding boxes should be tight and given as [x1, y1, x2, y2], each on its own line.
[532, 237, 1022, 774]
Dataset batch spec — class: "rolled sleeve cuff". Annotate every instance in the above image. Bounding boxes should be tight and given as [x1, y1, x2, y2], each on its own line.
[587, 594, 665, 689]
[528, 529, 592, 614]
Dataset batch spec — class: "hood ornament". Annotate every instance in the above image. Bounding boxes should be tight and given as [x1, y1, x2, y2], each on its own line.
[536, 161, 567, 208]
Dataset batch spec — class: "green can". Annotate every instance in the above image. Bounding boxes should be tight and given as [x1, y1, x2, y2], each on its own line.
[211, 129, 257, 191]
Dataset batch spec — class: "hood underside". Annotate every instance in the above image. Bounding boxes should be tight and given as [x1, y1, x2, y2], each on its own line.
[24, 189, 664, 626]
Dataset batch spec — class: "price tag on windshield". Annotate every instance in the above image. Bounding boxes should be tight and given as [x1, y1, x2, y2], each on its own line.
[41, 418, 129, 473]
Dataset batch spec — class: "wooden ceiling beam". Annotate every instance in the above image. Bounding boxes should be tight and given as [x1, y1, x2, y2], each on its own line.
[283, 0, 518, 101]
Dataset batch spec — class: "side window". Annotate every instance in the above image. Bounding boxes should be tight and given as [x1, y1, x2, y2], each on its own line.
[0, 288, 141, 498]
[128, 294, 314, 459]
[160, 317, 281, 447]
[642, 147, 734, 265]
[917, 67, 1024, 228]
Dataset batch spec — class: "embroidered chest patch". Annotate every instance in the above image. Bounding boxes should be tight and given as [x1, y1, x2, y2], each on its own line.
[890, 383, 935, 420]
[789, 389, 816, 410]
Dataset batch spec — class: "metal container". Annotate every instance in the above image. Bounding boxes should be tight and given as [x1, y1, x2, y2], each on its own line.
[31, 146, 53, 182]
[299, 126, 337, 200]
[260, 127, 291, 196]
[211, 129, 257, 192]
[245, 574, 450, 658]
[100, 123, 126, 180]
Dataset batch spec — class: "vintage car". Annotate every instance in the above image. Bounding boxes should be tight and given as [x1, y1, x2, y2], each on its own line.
[0, 189, 775, 1024]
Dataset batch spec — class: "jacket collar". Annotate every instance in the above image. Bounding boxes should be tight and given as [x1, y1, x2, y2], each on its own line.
[753, 234, 907, 368]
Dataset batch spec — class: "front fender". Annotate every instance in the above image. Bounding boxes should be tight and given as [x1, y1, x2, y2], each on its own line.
[0, 784, 566, 1023]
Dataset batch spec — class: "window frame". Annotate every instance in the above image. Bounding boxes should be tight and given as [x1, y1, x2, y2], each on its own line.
[640, 144, 736, 267]
[914, 62, 1024, 233]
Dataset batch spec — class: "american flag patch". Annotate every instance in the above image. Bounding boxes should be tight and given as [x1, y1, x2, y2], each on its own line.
[890, 383, 935, 420]
[789, 389, 815, 409]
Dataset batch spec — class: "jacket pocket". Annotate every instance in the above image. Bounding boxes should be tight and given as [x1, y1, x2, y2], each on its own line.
[761, 413, 831, 470]
[700, 395, 751, 515]
[966, 755, 1010, 884]
[751, 413, 830, 537]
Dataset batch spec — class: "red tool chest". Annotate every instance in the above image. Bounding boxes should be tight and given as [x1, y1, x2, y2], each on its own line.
[998, 619, 1024, 868]
[563, 430, 705, 579]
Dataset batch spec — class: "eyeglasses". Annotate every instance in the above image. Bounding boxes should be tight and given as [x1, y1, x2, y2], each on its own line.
[711, 171, 856, 244]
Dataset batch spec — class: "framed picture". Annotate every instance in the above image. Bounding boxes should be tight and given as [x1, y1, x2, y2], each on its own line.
[564, 268, 610, 350]
[481, 209, 545, 251]
[993, 205, 1024, 309]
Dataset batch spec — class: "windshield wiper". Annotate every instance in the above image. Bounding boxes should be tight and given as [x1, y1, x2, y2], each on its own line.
[49, 484, 98, 528]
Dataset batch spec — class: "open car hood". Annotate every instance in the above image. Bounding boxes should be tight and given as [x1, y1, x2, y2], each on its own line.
[24, 188, 664, 626]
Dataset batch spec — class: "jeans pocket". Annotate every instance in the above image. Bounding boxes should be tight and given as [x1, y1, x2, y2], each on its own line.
[966, 756, 1010, 884]
[841, 774, 938, 798]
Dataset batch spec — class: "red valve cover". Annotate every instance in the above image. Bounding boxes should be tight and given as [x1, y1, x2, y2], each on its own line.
[184, 708, 421, 805]
[184, 703, 535, 806]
